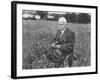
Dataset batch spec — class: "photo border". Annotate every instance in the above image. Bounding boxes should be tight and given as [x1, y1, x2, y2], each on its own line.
[11, 1, 98, 79]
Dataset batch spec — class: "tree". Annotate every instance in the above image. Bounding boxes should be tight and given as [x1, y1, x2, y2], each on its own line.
[36, 11, 48, 20]
[69, 13, 79, 23]
[78, 13, 91, 24]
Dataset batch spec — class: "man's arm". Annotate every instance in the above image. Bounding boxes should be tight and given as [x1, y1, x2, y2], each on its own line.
[51, 30, 59, 47]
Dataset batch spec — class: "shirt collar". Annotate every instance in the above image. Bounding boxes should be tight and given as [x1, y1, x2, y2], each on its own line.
[61, 27, 66, 34]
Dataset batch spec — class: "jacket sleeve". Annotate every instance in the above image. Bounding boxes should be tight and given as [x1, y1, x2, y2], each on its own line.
[59, 32, 75, 52]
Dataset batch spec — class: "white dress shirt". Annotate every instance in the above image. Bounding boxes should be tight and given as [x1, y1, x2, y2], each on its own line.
[60, 28, 66, 36]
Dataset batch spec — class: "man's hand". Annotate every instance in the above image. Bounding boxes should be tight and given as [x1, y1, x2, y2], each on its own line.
[51, 43, 56, 48]
[51, 42, 60, 49]
[55, 45, 60, 49]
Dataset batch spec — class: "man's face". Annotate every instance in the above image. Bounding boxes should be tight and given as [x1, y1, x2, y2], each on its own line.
[58, 21, 66, 31]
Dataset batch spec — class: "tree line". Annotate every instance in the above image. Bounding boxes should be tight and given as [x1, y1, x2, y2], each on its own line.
[23, 10, 91, 24]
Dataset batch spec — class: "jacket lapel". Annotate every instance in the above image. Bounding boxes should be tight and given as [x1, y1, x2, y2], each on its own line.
[60, 28, 68, 42]
[56, 27, 70, 43]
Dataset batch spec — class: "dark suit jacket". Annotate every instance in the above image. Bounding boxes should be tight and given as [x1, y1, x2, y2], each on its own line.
[48, 27, 75, 63]
[55, 27, 75, 54]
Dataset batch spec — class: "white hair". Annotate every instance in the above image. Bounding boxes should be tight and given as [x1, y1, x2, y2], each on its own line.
[58, 17, 67, 23]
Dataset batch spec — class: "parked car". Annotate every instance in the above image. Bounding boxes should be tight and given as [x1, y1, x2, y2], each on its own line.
[34, 15, 41, 20]
[23, 13, 34, 20]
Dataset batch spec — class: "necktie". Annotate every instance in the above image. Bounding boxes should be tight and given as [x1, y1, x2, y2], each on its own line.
[59, 31, 62, 38]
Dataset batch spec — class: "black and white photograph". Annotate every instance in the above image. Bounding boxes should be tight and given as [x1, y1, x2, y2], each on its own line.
[11, 1, 97, 79]
[22, 10, 91, 69]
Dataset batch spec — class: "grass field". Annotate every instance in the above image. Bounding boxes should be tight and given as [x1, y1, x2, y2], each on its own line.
[22, 20, 91, 69]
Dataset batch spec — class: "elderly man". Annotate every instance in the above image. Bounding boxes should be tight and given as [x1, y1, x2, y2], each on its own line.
[47, 17, 75, 68]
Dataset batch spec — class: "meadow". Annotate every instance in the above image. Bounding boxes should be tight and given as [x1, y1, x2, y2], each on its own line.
[22, 20, 91, 69]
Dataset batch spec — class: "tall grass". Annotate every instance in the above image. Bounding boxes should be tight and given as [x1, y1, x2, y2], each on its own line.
[22, 20, 91, 69]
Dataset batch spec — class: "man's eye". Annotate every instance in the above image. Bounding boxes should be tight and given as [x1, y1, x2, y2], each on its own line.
[59, 24, 63, 25]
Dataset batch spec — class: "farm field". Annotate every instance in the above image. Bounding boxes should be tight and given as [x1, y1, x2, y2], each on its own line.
[22, 20, 91, 69]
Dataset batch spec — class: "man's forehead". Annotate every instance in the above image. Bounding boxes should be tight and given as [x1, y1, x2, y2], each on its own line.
[59, 21, 65, 24]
